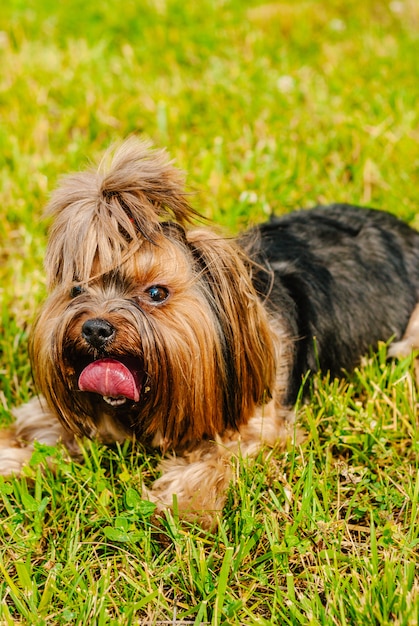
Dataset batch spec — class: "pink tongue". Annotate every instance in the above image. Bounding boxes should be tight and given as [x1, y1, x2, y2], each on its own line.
[78, 358, 141, 402]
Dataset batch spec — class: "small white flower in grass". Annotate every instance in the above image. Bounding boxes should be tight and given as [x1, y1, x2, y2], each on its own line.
[0, 31, 9, 48]
[329, 18, 346, 32]
[277, 75, 295, 93]
[239, 190, 258, 204]
[389, 1, 404, 14]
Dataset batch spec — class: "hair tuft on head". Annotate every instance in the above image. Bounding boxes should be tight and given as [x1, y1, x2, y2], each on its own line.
[44, 138, 198, 287]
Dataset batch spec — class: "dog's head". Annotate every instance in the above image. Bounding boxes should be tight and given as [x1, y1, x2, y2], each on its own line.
[31, 139, 277, 450]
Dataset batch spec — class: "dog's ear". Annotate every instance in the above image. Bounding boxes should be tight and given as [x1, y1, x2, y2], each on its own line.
[188, 230, 277, 429]
[44, 138, 198, 287]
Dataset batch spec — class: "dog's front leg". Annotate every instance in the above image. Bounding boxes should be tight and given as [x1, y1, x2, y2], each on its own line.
[148, 407, 298, 528]
[388, 302, 419, 385]
[0, 396, 79, 475]
[147, 441, 233, 528]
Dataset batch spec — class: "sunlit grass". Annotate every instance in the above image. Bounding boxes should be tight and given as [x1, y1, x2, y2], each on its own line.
[1, 0, 419, 622]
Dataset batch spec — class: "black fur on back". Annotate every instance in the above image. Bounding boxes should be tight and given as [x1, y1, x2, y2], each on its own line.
[244, 204, 419, 404]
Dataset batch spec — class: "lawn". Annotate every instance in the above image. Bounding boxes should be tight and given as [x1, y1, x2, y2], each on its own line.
[1, 0, 419, 623]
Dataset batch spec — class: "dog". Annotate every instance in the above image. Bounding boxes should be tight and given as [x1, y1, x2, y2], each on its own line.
[1, 137, 419, 527]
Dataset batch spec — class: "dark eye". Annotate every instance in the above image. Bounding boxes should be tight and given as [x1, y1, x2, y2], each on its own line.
[70, 285, 85, 298]
[146, 285, 169, 304]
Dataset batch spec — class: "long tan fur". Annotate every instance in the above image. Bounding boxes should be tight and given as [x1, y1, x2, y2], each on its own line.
[0, 138, 298, 526]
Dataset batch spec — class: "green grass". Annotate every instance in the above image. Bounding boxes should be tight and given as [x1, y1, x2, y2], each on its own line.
[1, 0, 419, 623]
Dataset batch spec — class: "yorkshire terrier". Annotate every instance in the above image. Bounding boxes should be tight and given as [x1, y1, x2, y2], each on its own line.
[1, 138, 419, 526]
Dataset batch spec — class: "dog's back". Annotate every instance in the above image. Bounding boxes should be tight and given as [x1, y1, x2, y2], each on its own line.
[248, 204, 419, 402]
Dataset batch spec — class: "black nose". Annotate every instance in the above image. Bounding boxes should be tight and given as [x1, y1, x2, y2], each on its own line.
[82, 318, 115, 349]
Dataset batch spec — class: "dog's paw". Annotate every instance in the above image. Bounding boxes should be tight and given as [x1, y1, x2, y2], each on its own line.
[389, 303, 419, 358]
[144, 450, 231, 528]
[388, 338, 415, 358]
[0, 444, 34, 476]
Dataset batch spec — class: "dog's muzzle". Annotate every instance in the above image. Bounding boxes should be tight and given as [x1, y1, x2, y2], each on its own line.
[79, 318, 144, 407]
